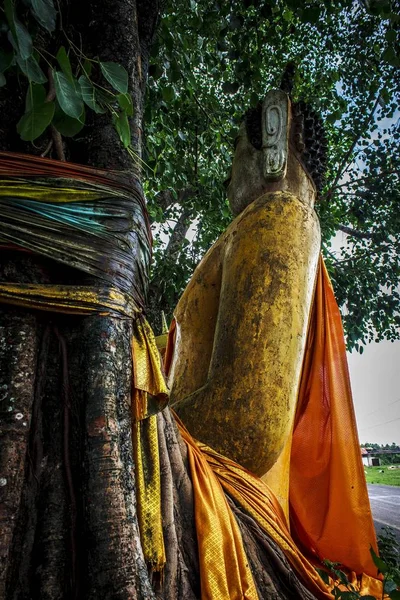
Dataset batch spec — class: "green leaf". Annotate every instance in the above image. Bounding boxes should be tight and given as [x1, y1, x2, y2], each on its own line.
[382, 46, 400, 66]
[229, 14, 244, 29]
[113, 111, 130, 148]
[4, 0, 32, 60]
[4, 0, 17, 43]
[149, 63, 163, 79]
[95, 87, 114, 105]
[222, 81, 239, 94]
[4, 0, 14, 32]
[316, 568, 330, 585]
[117, 93, 133, 116]
[100, 61, 128, 93]
[283, 9, 294, 22]
[386, 29, 397, 43]
[0, 51, 13, 73]
[25, 83, 46, 111]
[56, 46, 73, 82]
[31, 0, 57, 32]
[82, 58, 92, 78]
[78, 75, 106, 113]
[302, 7, 321, 23]
[17, 55, 47, 83]
[162, 86, 175, 102]
[53, 70, 84, 119]
[250, 91, 259, 106]
[382, 46, 396, 63]
[327, 111, 339, 124]
[370, 546, 388, 574]
[389, 591, 400, 600]
[53, 102, 85, 136]
[17, 101, 55, 141]
[385, 581, 399, 594]
[6, 30, 18, 53]
[14, 19, 33, 60]
[0, 73, 6, 87]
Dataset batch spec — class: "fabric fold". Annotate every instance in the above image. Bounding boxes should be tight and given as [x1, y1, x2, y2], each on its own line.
[290, 259, 379, 579]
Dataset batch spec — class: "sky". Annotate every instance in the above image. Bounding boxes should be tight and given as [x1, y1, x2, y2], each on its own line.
[347, 339, 400, 445]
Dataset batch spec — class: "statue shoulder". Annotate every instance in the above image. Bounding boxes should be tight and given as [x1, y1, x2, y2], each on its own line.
[232, 190, 302, 223]
[174, 234, 225, 320]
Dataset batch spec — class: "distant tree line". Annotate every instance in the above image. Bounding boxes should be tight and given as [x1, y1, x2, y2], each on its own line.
[361, 443, 400, 465]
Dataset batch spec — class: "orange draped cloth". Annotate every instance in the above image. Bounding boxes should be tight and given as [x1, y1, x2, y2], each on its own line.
[166, 256, 384, 599]
[290, 259, 379, 580]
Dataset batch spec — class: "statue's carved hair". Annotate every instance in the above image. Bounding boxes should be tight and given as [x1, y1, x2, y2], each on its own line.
[292, 101, 328, 193]
[244, 103, 263, 151]
[244, 100, 328, 193]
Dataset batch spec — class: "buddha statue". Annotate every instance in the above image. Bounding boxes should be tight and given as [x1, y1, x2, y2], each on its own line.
[168, 89, 325, 517]
[161, 87, 380, 596]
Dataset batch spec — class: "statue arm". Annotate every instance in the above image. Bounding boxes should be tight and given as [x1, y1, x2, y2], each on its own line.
[173, 201, 296, 467]
[169, 241, 224, 403]
[173, 196, 319, 476]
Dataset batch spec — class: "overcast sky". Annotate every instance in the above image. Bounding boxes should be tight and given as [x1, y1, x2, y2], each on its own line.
[333, 220, 400, 446]
[347, 339, 400, 445]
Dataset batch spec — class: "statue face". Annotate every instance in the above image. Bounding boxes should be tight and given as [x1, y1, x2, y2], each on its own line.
[227, 123, 267, 216]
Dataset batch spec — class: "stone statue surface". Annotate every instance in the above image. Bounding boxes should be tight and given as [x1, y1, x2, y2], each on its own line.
[168, 89, 323, 516]
[153, 86, 380, 596]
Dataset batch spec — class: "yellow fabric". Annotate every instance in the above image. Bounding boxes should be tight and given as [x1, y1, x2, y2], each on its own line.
[132, 415, 166, 571]
[176, 416, 330, 600]
[0, 152, 163, 574]
[0, 283, 167, 416]
[0, 178, 107, 202]
[132, 317, 169, 420]
[177, 419, 258, 600]
[0, 282, 139, 316]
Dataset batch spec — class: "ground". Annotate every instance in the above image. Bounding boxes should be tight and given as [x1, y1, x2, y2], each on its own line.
[367, 483, 400, 544]
[365, 465, 400, 487]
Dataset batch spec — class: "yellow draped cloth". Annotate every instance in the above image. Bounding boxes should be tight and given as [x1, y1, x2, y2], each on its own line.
[0, 152, 168, 572]
[165, 257, 384, 599]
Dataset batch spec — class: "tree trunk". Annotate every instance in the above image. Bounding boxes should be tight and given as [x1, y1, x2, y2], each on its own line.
[0, 1, 164, 598]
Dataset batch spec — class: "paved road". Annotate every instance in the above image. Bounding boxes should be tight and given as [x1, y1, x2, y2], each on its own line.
[367, 484, 400, 543]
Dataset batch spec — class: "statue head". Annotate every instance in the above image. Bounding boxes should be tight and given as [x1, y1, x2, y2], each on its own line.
[226, 89, 327, 216]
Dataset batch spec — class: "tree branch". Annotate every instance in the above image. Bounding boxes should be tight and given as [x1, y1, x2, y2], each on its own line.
[326, 91, 383, 200]
[155, 186, 197, 214]
[334, 168, 398, 190]
[338, 224, 377, 240]
[165, 206, 193, 258]
[322, 244, 340, 266]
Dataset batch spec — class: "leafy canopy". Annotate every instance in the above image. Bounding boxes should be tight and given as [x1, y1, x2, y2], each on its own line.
[144, 0, 400, 351]
[1, 0, 399, 351]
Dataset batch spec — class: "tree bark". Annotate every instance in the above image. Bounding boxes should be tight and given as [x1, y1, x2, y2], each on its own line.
[0, 1, 162, 598]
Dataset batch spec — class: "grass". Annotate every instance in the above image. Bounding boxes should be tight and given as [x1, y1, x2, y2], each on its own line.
[364, 464, 400, 486]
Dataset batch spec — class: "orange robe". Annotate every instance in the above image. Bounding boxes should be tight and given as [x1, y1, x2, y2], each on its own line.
[165, 257, 384, 599]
